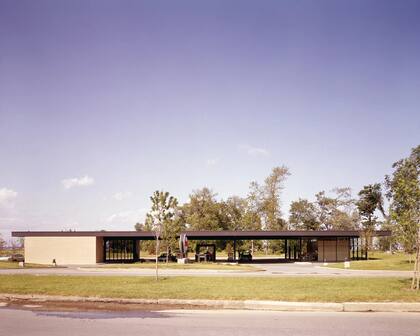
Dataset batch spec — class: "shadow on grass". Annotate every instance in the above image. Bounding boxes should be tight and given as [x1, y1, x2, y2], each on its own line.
[399, 260, 416, 265]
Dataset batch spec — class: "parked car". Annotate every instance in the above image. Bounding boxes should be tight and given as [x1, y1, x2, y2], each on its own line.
[157, 253, 177, 262]
[9, 254, 24, 262]
[239, 251, 252, 262]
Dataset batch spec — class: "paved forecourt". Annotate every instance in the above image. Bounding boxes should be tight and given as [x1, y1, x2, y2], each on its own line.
[0, 262, 413, 277]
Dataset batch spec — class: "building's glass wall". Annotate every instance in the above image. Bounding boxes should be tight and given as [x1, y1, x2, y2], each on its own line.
[301, 239, 318, 261]
[350, 237, 367, 260]
[285, 238, 318, 261]
[104, 238, 138, 262]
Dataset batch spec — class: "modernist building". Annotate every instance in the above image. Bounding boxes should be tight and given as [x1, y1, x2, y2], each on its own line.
[12, 230, 390, 265]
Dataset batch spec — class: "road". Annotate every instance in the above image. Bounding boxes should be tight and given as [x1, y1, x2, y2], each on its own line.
[0, 262, 412, 277]
[1, 305, 419, 336]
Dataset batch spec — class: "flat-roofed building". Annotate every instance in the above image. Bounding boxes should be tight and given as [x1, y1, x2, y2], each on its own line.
[12, 230, 391, 265]
[12, 231, 155, 265]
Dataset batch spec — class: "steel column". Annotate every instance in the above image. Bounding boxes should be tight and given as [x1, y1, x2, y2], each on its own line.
[299, 238, 302, 261]
[285, 239, 288, 260]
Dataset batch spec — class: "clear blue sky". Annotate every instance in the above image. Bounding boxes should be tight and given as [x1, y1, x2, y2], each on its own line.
[1, 0, 419, 240]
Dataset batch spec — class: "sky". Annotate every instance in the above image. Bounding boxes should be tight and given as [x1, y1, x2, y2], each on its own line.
[0, 0, 419, 241]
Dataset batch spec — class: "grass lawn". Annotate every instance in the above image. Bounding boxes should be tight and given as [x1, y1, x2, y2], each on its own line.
[92, 262, 259, 271]
[0, 261, 52, 269]
[0, 275, 419, 302]
[325, 252, 416, 271]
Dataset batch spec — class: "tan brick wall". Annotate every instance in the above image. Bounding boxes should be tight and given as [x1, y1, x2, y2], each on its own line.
[318, 239, 350, 262]
[24, 236, 99, 265]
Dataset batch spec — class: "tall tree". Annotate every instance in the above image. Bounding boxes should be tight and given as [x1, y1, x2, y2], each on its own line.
[222, 196, 247, 231]
[315, 188, 358, 230]
[182, 188, 223, 231]
[356, 183, 386, 251]
[385, 145, 420, 290]
[245, 181, 263, 231]
[260, 166, 290, 230]
[315, 191, 337, 230]
[147, 190, 179, 280]
[248, 166, 289, 253]
[289, 199, 320, 230]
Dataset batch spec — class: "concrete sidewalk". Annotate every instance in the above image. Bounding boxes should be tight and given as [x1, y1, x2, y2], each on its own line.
[1, 293, 420, 313]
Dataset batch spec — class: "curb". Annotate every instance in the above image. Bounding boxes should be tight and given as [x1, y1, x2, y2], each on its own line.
[343, 302, 420, 312]
[1, 294, 420, 312]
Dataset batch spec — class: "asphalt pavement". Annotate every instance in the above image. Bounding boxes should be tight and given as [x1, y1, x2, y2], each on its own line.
[1, 305, 420, 336]
[0, 262, 413, 277]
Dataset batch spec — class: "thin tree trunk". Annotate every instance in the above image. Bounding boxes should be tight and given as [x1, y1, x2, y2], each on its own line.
[155, 236, 160, 281]
[417, 257, 420, 291]
[166, 245, 169, 264]
[411, 248, 418, 290]
[416, 255, 420, 291]
[411, 228, 420, 290]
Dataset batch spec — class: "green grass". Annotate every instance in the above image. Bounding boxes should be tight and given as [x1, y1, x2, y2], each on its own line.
[92, 262, 258, 271]
[0, 275, 419, 302]
[325, 252, 416, 271]
[0, 261, 52, 269]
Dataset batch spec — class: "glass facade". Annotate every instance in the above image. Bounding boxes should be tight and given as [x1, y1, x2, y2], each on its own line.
[104, 238, 139, 262]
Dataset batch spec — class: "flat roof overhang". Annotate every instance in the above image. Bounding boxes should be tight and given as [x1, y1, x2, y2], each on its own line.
[11, 231, 156, 240]
[12, 230, 391, 240]
[181, 230, 391, 240]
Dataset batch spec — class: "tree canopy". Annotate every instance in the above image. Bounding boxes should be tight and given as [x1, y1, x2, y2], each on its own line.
[385, 146, 420, 255]
[133, 146, 419, 264]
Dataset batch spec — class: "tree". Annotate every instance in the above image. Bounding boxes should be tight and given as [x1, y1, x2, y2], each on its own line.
[134, 218, 155, 254]
[10, 237, 23, 251]
[260, 166, 290, 230]
[244, 181, 263, 231]
[134, 222, 144, 231]
[385, 145, 420, 290]
[356, 183, 386, 251]
[315, 188, 358, 230]
[315, 191, 338, 230]
[182, 188, 222, 231]
[146, 190, 179, 280]
[222, 196, 247, 231]
[246, 166, 289, 253]
[0, 234, 6, 251]
[289, 199, 320, 230]
[220, 195, 264, 253]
